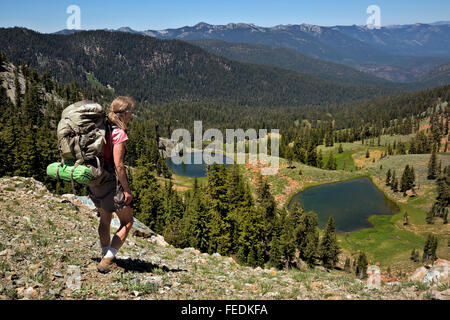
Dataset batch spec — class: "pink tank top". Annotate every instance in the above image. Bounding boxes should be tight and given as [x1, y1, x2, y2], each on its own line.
[103, 128, 128, 166]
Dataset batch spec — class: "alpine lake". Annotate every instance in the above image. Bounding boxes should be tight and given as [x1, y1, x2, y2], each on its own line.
[288, 177, 399, 233]
[165, 151, 234, 178]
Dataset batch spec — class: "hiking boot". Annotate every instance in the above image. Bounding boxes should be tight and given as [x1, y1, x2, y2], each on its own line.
[97, 257, 121, 273]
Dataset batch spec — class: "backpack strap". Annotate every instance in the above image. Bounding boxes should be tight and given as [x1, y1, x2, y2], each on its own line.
[55, 158, 64, 182]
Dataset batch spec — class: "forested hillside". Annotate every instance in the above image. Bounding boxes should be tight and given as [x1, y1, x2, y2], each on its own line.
[136, 84, 450, 141]
[187, 39, 395, 86]
[0, 27, 402, 107]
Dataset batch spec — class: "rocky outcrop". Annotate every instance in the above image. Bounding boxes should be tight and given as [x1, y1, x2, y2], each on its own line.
[158, 137, 183, 159]
[409, 259, 450, 284]
[0, 62, 25, 105]
[0, 62, 64, 108]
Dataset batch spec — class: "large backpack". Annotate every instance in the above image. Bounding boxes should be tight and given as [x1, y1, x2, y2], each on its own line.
[49, 100, 113, 190]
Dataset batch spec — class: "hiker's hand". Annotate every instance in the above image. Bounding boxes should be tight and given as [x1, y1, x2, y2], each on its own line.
[124, 192, 133, 205]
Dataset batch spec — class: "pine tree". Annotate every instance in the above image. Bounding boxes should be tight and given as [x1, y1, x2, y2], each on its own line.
[295, 211, 319, 266]
[391, 171, 398, 193]
[386, 169, 391, 186]
[268, 235, 284, 270]
[319, 217, 341, 269]
[207, 163, 229, 217]
[278, 208, 297, 269]
[344, 258, 351, 273]
[236, 207, 266, 267]
[163, 217, 187, 248]
[432, 165, 450, 222]
[355, 251, 368, 279]
[427, 147, 438, 180]
[326, 151, 337, 170]
[316, 149, 323, 169]
[400, 165, 415, 196]
[182, 192, 211, 253]
[131, 156, 165, 232]
[286, 147, 294, 168]
[426, 207, 435, 224]
[208, 208, 233, 255]
[422, 234, 438, 263]
[255, 172, 276, 245]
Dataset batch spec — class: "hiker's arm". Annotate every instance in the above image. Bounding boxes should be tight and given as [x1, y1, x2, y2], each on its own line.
[113, 142, 132, 204]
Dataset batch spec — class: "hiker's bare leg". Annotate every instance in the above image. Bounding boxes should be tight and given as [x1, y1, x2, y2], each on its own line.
[110, 206, 133, 251]
[98, 208, 112, 248]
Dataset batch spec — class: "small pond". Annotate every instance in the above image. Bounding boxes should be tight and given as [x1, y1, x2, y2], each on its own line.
[288, 177, 399, 233]
[166, 152, 234, 178]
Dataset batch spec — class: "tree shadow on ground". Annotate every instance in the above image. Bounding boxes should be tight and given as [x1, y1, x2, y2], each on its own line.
[91, 257, 187, 273]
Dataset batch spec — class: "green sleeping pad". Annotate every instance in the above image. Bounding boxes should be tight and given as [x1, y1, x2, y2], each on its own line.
[46, 163, 94, 185]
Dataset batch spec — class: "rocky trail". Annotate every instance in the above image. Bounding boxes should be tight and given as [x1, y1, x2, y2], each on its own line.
[0, 177, 449, 300]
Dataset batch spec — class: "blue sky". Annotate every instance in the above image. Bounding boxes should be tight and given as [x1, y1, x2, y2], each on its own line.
[0, 0, 449, 33]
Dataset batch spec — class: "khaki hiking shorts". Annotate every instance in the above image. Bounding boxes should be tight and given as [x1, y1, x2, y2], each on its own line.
[87, 174, 126, 214]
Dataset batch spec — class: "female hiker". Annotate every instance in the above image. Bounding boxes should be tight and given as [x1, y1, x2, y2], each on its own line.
[88, 96, 135, 273]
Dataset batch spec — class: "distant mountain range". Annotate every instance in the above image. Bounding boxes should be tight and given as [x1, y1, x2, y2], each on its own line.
[0, 27, 402, 107]
[189, 39, 386, 85]
[59, 21, 448, 84]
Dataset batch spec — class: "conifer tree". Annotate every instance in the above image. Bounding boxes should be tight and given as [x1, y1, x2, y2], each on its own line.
[236, 207, 266, 267]
[355, 251, 368, 279]
[319, 217, 341, 269]
[400, 165, 415, 196]
[385, 169, 391, 186]
[278, 208, 298, 269]
[268, 235, 284, 270]
[182, 192, 211, 252]
[410, 249, 419, 262]
[391, 171, 398, 193]
[426, 207, 435, 224]
[344, 258, 351, 273]
[422, 234, 438, 263]
[131, 156, 165, 232]
[255, 172, 276, 244]
[427, 147, 438, 180]
[295, 211, 319, 266]
[208, 208, 232, 255]
[326, 151, 337, 170]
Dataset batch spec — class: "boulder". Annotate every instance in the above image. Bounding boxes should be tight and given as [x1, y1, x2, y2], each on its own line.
[409, 266, 428, 281]
[151, 235, 169, 247]
[409, 259, 450, 284]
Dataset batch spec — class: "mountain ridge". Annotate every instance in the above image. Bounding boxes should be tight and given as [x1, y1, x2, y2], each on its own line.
[0, 27, 402, 107]
[100, 21, 450, 83]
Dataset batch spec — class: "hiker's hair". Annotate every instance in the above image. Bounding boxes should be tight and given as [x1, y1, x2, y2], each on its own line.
[108, 96, 135, 132]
